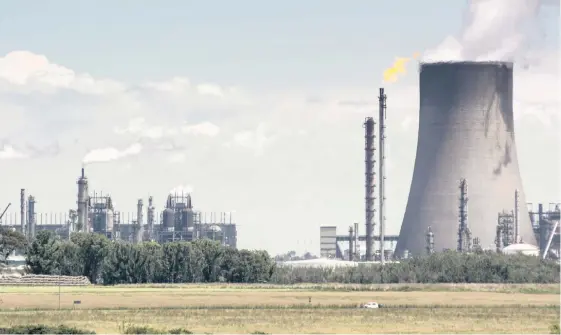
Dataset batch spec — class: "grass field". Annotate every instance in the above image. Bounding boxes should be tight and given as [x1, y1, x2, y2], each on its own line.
[0, 284, 558, 334]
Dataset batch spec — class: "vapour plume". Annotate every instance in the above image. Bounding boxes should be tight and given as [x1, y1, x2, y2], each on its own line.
[383, 52, 420, 83]
[0, 145, 28, 159]
[423, 0, 555, 62]
[82, 143, 142, 164]
[169, 185, 194, 194]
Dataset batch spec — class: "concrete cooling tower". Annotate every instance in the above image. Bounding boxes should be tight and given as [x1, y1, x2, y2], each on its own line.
[395, 61, 536, 256]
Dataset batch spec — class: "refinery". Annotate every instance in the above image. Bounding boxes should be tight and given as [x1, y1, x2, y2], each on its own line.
[0, 167, 237, 247]
[320, 61, 560, 262]
[0, 62, 558, 263]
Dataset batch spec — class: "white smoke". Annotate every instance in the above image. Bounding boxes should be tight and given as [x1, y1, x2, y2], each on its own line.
[169, 184, 194, 194]
[423, 0, 556, 62]
[82, 143, 142, 164]
[0, 145, 28, 159]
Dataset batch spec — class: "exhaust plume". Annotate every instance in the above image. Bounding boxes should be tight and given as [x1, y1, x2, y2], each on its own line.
[169, 184, 194, 194]
[383, 52, 420, 83]
[0, 144, 28, 159]
[83, 143, 142, 164]
[424, 0, 555, 62]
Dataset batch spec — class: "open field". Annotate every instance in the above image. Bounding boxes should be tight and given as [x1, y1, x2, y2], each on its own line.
[0, 284, 558, 333]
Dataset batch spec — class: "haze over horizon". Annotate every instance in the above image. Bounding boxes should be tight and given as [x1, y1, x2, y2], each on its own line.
[0, 0, 558, 255]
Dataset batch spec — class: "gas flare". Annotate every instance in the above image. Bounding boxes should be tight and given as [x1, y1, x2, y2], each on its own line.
[383, 52, 420, 83]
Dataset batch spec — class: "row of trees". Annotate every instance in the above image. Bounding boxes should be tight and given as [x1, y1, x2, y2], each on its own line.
[2, 228, 559, 285]
[271, 251, 561, 284]
[25, 230, 274, 285]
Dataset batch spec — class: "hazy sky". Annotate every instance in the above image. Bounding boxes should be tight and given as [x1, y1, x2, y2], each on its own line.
[0, 0, 558, 255]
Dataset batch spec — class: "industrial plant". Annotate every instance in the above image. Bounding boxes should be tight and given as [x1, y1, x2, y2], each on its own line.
[320, 61, 560, 262]
[1, 168, 237, 247]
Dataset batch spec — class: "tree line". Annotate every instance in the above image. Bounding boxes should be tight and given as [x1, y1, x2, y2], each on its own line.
[1, 228, 559, 284]
[271, 250, 560, 284]
[24, 230, 274, 285]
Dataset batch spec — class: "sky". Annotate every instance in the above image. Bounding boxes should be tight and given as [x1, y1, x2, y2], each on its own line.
[0, 0, 559, 255]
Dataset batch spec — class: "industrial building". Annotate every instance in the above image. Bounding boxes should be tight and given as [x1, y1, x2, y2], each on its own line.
[1, 168, 237, 248]
[321, 61, 560, 261]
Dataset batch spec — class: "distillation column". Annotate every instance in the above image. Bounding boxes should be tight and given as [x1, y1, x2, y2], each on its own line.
[363, 117, 376, 261]
[20, 189, 25, 236]
[27, 195, 36, 239]
[136, 199, 144, 243]
[514, 189, 520, 244]
[147, 196, 155, 241]
[378, 88, 386, 264]
[76, 168, 89, 232]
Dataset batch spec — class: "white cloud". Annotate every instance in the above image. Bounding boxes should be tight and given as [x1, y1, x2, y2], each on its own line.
[0, 145, 28, 159]
[0, 50, 124, 95]
[196, 83, 223, 97]
[227, 123, 275, 156]
[181, 122, 221, 137]
[170, 184, 194, 195]
[167, 152, 186, 163]
[83, 143, 143, 164]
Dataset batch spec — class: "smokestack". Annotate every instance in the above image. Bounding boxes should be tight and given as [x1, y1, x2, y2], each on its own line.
[538, 203, 548, 257]
[378, 88, 386, 264]
[348, 226, 354, 261]
[396, 62, 536, 256]
[426, 226, 434, 255]
[353, 222, 359, 260]
[147, 196, 155, 241]
[363, 117, 376, 261]
[76, 167, 89, 232]
[136, 199, 144, 243]
[27, 195, 36, 239]
[514, 189, 520, 244]
[20, 189, 25, 236]
[458, 179, 469, 252]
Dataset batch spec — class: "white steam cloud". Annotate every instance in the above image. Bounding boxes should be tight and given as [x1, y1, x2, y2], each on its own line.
[83, 143, 142, 164]
[0, 145, 28, 159]
[424, 0, 556, 62]
[169, 184, 194, 194]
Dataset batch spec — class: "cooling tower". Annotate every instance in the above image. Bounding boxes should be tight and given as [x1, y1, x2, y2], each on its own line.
[395, 61, 536, 256]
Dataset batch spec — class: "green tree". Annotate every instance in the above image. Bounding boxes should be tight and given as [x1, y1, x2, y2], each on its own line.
[0, 227, 27, 266]
[70, 232, 110, 283]
[192, 239, 224, 282]
[25, 230, 61, 275]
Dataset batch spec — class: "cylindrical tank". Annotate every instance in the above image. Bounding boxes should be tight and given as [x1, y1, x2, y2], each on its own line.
[162, 208, 175, 231]
[396, 61, 535, 256]
[105, 209, 114, 233]
[181, 209, 194, 231]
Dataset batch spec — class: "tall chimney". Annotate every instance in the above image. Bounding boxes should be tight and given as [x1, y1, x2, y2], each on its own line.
[147, 196, 155, 241]
[514, 189, 520, 244]
[136, 199, 144, 243]
[27, 195, 36, 239]
[378, 87, 386, 264]
[76, 167, 89, 232]
[20, 189, 25, 236]
[363, 117, 376, 261]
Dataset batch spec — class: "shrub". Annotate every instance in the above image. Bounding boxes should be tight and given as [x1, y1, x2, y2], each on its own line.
[0, 324, 95, 334]
[122, 326, 192, 334]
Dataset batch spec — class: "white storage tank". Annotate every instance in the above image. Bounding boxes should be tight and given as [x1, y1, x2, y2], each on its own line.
[502, 243, 539, 256]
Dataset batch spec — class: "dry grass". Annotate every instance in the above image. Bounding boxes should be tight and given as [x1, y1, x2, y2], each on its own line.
[0, 307, 558, 334]
[0, 284, 558, 333]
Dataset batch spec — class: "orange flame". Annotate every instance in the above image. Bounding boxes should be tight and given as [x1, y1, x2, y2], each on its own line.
[383, 52, 420, 83]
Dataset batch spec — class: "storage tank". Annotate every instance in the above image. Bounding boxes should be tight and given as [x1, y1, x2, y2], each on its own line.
[396, 61, 536, 256]
[93, 209, 114, 233]
[181, 209, 194, 231]
[162, 208, 175, 232]
[105, 209, 114, 233]
[502, 243, 539, 256]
